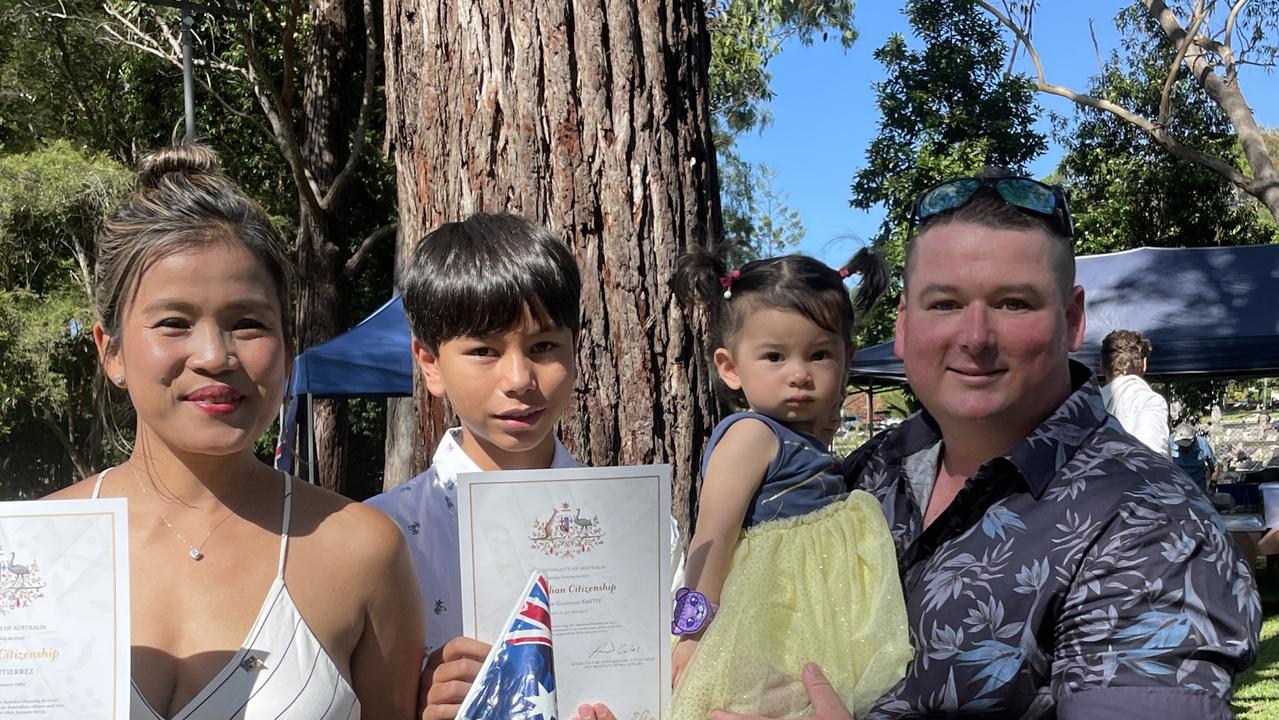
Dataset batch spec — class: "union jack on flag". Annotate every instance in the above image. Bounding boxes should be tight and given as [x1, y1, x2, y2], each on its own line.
[456, 572, 558, 720]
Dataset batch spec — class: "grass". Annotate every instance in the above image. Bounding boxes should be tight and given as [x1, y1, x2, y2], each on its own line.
[1236, 559, 1279, 718]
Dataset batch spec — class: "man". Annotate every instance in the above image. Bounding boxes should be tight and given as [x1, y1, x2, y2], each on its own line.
[1170, 422, 1218, 492]
[814, 173, 1254, 720]
[1100, 329, 1170, 455]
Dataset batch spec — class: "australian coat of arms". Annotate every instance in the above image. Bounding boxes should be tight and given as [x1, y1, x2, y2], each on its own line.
[0, 546, 44, 614]
[530, 501, 604, 559]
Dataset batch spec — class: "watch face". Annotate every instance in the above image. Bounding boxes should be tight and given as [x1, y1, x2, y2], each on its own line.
[672, 591, 710, 634]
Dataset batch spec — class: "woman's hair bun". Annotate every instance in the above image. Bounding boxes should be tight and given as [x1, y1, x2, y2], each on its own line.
[137, 143, 222, 189]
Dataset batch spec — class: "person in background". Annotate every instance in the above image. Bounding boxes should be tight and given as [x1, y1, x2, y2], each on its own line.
[1099, 329, 1169, 455]
[1170, 422, 1218, 491]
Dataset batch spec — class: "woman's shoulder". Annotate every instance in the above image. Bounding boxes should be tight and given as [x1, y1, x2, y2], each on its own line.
[286, 479, 408, 576]
[43, 472, 107, 499]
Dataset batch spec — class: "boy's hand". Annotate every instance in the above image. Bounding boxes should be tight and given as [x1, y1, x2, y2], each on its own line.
[710, 663, 850, 720]
[671, 637, 699, 689]
[418, 636, 492, 720]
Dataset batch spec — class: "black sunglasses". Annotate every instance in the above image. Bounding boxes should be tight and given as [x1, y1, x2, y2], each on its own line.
[907, 177, 1075, 239]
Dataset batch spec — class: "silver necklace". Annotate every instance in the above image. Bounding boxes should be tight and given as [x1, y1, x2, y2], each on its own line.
[128, 464, 249, 561]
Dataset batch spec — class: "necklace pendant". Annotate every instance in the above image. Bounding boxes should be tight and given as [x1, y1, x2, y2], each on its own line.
[188, 548, 204, 561]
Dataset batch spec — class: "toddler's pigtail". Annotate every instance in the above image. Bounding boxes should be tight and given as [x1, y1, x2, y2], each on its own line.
[672, 248, 730, 313]
[841, 247, 889, 318]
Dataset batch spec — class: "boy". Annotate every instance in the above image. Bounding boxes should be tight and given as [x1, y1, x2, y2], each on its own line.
[366, 213, 583, 657]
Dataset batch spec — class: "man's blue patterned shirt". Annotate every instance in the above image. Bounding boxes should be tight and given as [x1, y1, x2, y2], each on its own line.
[844, 363, 1260, 719]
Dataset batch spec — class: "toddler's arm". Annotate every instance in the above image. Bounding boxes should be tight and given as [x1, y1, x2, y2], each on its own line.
[674, 418, 778, 686]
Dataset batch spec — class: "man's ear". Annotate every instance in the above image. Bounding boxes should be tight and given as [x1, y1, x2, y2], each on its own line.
[1066, 285, 1087, 352]
[892, 295, 907, 360]
[93, 322, 125, 387]
[713, 347, 742, 391]
[412, 338, 448, 398]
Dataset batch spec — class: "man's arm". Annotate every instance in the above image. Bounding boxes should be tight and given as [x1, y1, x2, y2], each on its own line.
[1131, 393, 1170, 456]
[1052, 510, 1260, 719]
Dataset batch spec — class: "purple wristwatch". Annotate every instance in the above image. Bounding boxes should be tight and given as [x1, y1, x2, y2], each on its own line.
[671, 587, 718, 636]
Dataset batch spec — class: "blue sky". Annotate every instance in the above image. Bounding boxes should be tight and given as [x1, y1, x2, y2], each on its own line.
[733, 2, 1279, 265]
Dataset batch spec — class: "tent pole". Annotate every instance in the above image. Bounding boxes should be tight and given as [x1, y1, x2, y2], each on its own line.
[307, 393, 316, 485]
[867, 386, 875, 440]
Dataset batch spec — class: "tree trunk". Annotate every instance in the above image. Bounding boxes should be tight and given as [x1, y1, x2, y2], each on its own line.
[385, 0, 723, 536]
[384, 227, 417, 490]
[297, 0, 353, 493]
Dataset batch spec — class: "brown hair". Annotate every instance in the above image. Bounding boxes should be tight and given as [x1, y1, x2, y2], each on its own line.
[1101, 329, 1152, 379]
[905, 168, 1075, 298]
[94, 143, 293, 445]
[672, 246, 887, 409]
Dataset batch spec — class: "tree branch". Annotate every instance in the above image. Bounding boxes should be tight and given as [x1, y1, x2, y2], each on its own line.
[1222, 0, 1247, 69]
[974, 0, 1255, 192]
[320, 0, 379, 210]
[100, 4, 250, 81]
[233, 15, 325, 221]
[281, 0, 300, 119]
[345, 222, 397, 276]
[1158, 0, 1206, 128]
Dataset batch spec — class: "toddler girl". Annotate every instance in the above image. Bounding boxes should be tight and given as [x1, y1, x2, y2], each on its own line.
[669, 249, 912, 719]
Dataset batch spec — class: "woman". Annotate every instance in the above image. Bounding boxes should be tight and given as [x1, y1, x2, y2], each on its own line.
[50, 144, 423, 718]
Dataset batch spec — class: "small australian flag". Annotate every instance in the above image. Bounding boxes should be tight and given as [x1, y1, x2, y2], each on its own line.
[456, 572, 558, 720]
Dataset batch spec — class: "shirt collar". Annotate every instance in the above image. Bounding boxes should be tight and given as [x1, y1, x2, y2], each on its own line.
[430, 427, 580, 492]
[888, 360, 1107, 499]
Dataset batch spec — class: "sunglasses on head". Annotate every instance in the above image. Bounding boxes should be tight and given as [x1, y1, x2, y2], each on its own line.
[907, 176, 1075, 239]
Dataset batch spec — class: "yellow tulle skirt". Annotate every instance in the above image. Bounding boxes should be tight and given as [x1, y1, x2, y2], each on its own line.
[670, 490, 912, 720]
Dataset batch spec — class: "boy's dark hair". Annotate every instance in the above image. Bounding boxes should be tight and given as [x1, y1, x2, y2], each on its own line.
[399, 213, 581, 350]
[672, 246, 887, 408]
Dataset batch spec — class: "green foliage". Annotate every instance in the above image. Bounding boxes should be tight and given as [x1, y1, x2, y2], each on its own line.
[720, 159, 805, 262]
[849, 0, 1046, 344]
[1055, 10, 1279, 253]
[0, 143, 132, 494]
[0, 1, 182, 161]
[708, 0, 857, 135]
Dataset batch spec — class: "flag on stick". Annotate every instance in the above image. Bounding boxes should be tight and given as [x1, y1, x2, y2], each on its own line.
[456, 572, 558, 720]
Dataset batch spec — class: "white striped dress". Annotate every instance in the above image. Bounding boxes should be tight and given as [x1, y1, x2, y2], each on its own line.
[93, 470, 361, 720]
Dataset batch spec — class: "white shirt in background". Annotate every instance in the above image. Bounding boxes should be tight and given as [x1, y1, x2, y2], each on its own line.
[1101, 374, 1171, 456]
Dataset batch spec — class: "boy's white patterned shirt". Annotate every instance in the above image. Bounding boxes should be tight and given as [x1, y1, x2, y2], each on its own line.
[367, 428, 579, 654]
[367, 428, 685, 654]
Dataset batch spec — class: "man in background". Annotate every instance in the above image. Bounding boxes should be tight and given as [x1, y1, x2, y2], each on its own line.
[1171, 422, 1218, 491]
[1100, 329, 1169, 455]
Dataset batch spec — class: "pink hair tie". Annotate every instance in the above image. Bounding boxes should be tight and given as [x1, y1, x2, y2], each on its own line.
[720, 269, 741, 299]
[838, 268, 851, 279]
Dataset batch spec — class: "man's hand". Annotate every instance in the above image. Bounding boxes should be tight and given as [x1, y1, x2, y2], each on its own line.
[710, 663, 850, 720]
[671, 637, 699, 688]
[418, 636, 492, 720]
[572, 703, 619, 720]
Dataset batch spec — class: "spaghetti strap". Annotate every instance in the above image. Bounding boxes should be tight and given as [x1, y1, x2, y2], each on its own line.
[276, 471, 292, 580]
[91, 468, 110, 499]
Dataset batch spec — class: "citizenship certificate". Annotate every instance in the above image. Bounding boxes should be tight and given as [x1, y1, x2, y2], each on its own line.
[458, 465, 672, 719]
[0, 499, 129, 719]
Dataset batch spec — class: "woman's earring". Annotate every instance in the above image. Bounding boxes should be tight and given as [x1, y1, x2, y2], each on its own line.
[113, 375, 126, 387]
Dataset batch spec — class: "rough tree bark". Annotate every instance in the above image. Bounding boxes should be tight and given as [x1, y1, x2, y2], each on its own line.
[384, 0, 723, 534]
[297, 0, 353, 493]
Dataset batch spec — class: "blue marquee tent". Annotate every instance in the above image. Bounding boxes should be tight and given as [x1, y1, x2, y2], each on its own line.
[851, 243, 1279, 384]
[290, 295, 414, 398]
[289, 244, 1279, 397]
